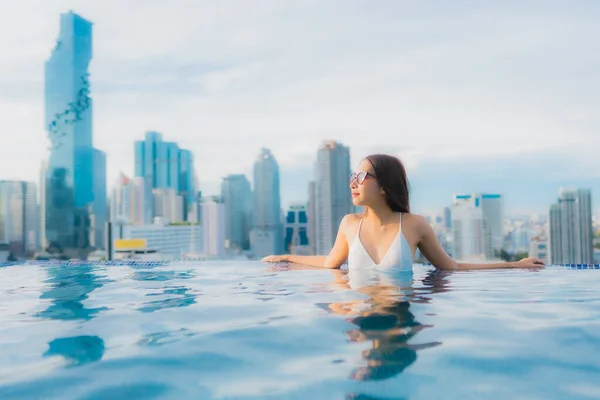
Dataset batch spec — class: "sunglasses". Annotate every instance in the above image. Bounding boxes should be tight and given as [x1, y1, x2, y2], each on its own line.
[350, 171, 375, 185]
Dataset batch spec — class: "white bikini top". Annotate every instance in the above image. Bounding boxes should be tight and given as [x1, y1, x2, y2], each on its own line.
[346, 212, 414, 290]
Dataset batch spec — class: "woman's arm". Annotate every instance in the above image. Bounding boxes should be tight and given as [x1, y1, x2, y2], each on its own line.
[262, 215, 353, 269]
[265, 255, 327, 267]
[416, 216, 544, 270]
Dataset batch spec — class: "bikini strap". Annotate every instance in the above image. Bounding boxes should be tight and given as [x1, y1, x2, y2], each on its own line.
[349, 217, 364, 249]
[356, 217, 364, 237]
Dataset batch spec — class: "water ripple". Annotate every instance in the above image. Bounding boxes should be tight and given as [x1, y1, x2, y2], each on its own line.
[0, 262, 598, 399]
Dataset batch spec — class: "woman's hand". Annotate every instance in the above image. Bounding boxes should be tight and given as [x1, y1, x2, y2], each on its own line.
[513, 257, 545, 268]
[261, 255, 288, 263]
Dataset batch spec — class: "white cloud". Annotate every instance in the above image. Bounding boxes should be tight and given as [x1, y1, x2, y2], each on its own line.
[0, 0, 598, 212]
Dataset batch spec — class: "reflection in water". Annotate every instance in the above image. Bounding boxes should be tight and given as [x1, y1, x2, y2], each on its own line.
[36, 264, 108, 321]
[36, 264, 109, 367]
[138, 286, 197, 313]
[346, 394, 408, 400]
[344, 293, 439, 381]
[131, 267, 198, 313]
[137, 328, 196, 347]
[326, 268, 449, 382]
[44, 335, 105, 367]
[132, 269, 196, 282]
[414, 269, 453, 304]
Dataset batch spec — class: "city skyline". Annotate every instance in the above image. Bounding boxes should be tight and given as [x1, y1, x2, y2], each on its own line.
[0, 2, 599, 216]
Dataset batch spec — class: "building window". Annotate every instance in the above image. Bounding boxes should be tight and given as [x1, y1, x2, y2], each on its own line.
[285, 227, 294, 251]
[299, 227, 308, 246]
[298, 211, 307, 224]
[286, 211, 295, 223]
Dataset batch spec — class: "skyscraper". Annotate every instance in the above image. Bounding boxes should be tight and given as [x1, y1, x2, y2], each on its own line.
[39, 161, 47, 251]
[307, 181, 317, 255]
[200, 197, 226, 258]
[451, 200, 485, 261]
[549, 188, 593, 264]
[443, 206, 452, 232]
[24, 183, 39, 253]
[250, 148, 283, 258]
[45, 11, 106, 254]
[134, 131, 196, 220]
[110, 173, 153, 225]
[221, 174, 252, 251]
[135, 132, 167, 189]
[315, 141, 352, 255]
[153, 188, 184, 224]
[0, 181, 39, 256]
[453, 193, 504, 258]
[92, 149, 107, 249]
[284, 204, 310, 255]
[178, 149, 196, 216]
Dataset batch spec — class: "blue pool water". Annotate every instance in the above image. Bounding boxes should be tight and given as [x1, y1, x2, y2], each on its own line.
[0, 261, 599, 399]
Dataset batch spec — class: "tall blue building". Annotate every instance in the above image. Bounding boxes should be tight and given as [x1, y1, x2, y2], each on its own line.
[250, 148, 283, 258]
[45, 11, 106, 253]
[135, 132, 166, 189]
[134, 132, 196, 220]
[178, 149, 195, 210]
[221, 174, 252, 251]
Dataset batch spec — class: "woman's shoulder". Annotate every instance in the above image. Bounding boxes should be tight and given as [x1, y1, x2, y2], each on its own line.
[402, 212, 426, 223]
[402, 213, 431, 234]
[339, 213, 363, 240]
[341, 213, 363, 224]
[340, 213, 363, 230]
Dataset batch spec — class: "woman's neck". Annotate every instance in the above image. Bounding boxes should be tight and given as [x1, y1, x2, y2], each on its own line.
[363, 205, 397, 226]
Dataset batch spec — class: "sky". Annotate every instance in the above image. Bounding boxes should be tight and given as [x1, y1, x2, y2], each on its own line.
[0, 0, 599, 216]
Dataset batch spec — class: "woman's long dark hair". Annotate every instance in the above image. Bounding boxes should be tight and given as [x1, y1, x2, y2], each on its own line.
[365, 154, 410, 213]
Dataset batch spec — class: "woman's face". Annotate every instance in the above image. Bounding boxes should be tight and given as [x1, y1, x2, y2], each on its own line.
[350, 159, 383, 207]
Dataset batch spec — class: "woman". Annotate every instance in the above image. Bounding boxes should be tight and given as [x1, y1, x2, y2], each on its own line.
[262, 154, 544, 280]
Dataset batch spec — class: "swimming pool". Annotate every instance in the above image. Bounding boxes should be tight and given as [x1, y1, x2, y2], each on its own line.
[0, 261, 598, 399]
